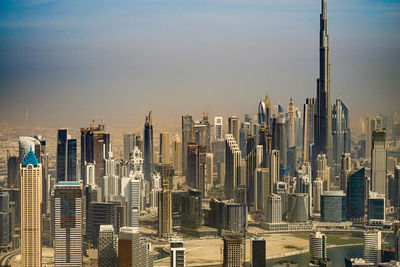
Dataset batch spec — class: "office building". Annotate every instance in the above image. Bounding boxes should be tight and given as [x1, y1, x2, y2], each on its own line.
[347, 168, 367, 223]
[316, 154, 331, 191]
[267, 194, 282, 223]
[340, 153, 352, 192]
[371, 130, 387, 199]
[228, 116, 240, 145]
[271, 150, 280, 185]
[332, 99, 351, 173]
[20, 149, 42, 266]
[363, 231, 381, 265]
[223, 231, 244, 267]
[182, 115, 194, 177]
[80, 122, 109, 186]
[130, 178, 140, 227]
[310, 232, 327, 264]
[321, 191, 346, 222]
[256, 167, 269, 213]
[303, 98, 315, 162]
[366, 116, 382, 160]
[258, 92, 271, 129]
[118, 226, 148, 267]
[314, 0, 333, 167]
[173, 137, 182, 175]
[208, 199, 247, 232]
[0, 191, 11, 248]
[287, 193, 309, 222]
[170, 237, 186, 267]
[225, 134, 242, 200]
[54, 182, 83, 266]
[276, 182, 289, 221]
[56, 129, 77, 182]
[7, 154, 19, 188]
[313, 178, 323, 214]
[158, 181, 172, 238]
[368, 192, 385, 224]
[18, 136, 41, 163]
[215, 117, 223, 140]
[251, 237, 266, 267]
[123, 134, 136, 161]
[159, 132, 171, 164]
[98, 225, 118, 267]
[272, 116, 287, 167]
[86, 202, 117, 247]
[187, 141, 199, 188]
[144, 112, 154, 181]
[287, 97, 296, 148]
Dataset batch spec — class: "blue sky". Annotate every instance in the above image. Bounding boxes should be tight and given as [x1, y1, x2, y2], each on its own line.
[0, 0, 399, 127]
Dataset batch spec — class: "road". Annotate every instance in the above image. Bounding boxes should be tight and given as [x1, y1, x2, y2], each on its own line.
[0, 250, 19, 267]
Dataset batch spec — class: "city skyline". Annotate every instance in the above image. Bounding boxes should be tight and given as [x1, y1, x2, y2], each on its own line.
[0, 0, 399, 127]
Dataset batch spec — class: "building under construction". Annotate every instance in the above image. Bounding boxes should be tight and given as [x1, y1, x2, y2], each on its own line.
[222, 231, 244, 267]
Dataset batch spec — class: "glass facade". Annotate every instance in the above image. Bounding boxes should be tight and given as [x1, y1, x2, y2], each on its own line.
[321, 193, 346, 222]
[347, 168, 366, 222]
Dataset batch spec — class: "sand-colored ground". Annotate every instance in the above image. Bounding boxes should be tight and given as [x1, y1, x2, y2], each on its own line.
[154, 234, 309, 266]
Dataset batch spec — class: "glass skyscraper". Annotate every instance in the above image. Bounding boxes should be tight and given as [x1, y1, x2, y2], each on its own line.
[347, 168, 366, 222]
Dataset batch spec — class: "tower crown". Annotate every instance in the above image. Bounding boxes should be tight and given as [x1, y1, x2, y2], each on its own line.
[22, 148, 38, 167]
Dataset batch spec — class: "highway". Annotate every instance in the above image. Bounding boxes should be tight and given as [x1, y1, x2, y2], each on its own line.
[0, 250, 19, 267]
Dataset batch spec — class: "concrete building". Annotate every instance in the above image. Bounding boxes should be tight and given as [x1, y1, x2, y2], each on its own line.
[228, 116, 240, 145]
[0, 191, 11, 248]
[371, 130, 387, 201]
[363, 231, 381, 265]
[223, 231, 244, 267]
[215, 117, 223, 140]
[339, 153, 352, 192]
[20, 149, 42, 267]
[312, 178, 323, 214]
[143, 112, 154, 181]
[309, 232, 327, 264]
[118, 226, 141, 267]
[173, 137, 182, 175]
[315, 154, 331, 191]
[225, 134, 241, 200]
[123, 134, 136, 161]
[366, 116, 382, 160]
[287, 193, 309, 223]
[303, 98, 315, 162]
[267, 194, 282, 223]
[54, 182, 83, 266]
[160, 132, 171, 164]
[182, 115, 194, 177]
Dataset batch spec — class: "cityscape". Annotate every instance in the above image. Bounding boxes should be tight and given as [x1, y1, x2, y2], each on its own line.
[1, 0, 400, 267]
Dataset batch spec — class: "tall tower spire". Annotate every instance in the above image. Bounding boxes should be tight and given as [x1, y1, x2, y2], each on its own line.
[314, 0, 333, 166]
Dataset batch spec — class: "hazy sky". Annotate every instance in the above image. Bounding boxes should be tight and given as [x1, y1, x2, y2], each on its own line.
[1, 0, 399, 127]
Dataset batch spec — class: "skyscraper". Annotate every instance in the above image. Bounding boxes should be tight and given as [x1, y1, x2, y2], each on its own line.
[258, 92, 271, 129]
[98, 225, 118, 267]
[158, 170, 172, 238]
[309, 232, 327, 265]
[144, 112, 154, 181]
[315, 154, 330, 191]
[182, 115, 194, 177]
[18, 136, 40, 163]
[57, 129, 77, 182]
[20, 149, 42, 266]
[54, 181, 83, 266]
[368, 191, 385, 224]
[222, 231, 244, 267]
[123, 134, 136, 161]
[339, 153, 352, 192]
[160, 132, 171, 164]
[225, 134, 241, 200]
[170, 237, 186, 267]
[80, 122, 109, 186]
[0, 191, 11, 248]
[118, 226, 148, 267]
[173, 136, 182, 175]
[332, 99, 351, 172]
[314, 0, 333, 167]
[371, 130, 387, 199]
[267, 194, 282, 223]
[272, 116, 287, 167]
[251, 237, 266, 267]
[228, 116, 240, 145]
[303, 98, 315, 162]
[215, 117, 223, 140]
[287, 97, 296, 148]
[312, 178, 323, 214]
[363, 231, 381, 265]
[321, 191, 346, 222]
[366, 116, 382, 160]
[6, 154, 19, 188]
[347, 168, 366, 223]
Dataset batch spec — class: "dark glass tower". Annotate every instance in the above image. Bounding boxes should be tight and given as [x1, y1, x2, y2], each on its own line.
[182, 115, 194, 177]
[57, 129, 77, 182]
[347, 168, 366, 223]
[332, 99, 351, 172]
[314, 0, 333, 167]
[67, 139, 77, 181]
[143, 112, 154, 181]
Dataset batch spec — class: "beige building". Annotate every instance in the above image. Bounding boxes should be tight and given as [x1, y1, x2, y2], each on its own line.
[20, 149, 42, 267]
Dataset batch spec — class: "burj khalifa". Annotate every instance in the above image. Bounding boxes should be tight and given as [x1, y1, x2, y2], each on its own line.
[314, 0, 333, 166]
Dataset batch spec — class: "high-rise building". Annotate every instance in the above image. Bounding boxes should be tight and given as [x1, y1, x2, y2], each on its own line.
[258, 92, 271, 129]
[173, 136, 182, 175]
[80, 122, 109, 186]
[321, 191, 346, 222]
[187, 141, 199, 188]
[339, 153, 352, 192]
[287, 97, 296, 148]
[271, 150, 280, 186]
[7, 154, 19, 188]
[215, 117, 223, 140]
[20, 149, 42, 266]
[312, 178, 323, 214]
[396, 227, 400, 261]
[144, 112, 154, 181]
[130, 178, 140, 227]
[225, 134, 241, 200]
[0, 191, 11, 248]
[371, 130, 387, 199]
[309, 232, 327, 264]
[158, 174, 172, 238]
[287, 193, 309, 223]
[228, 116, 240, 145]
[118, 226, 146, 267]
[363, 231, 381, 265]
[347, 168, 366, 223]
[18, 136, 41, 163]
[222, 231, 244, 267]
[182, 115, 194, 177]
[272, 116, 287, 167]
[239, 122, 251, 156]
[314, 0, 333, 167]
[368, 192, 385, 225]
[365, 116, 382, 160]
[251, 237, 266, 267]
[123, 134, 136, 161]
[315, 154, 331, 191]
[303, 98, 315, 162]
[54, 181, 83, 266]
[170, 237, 186, 267]
[86, 202, 117, 247]
[98, 225, 118, 267]
[159, 132, 171, 164]
[267, 194, 282, 223]
[332, 99, 351, 173]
